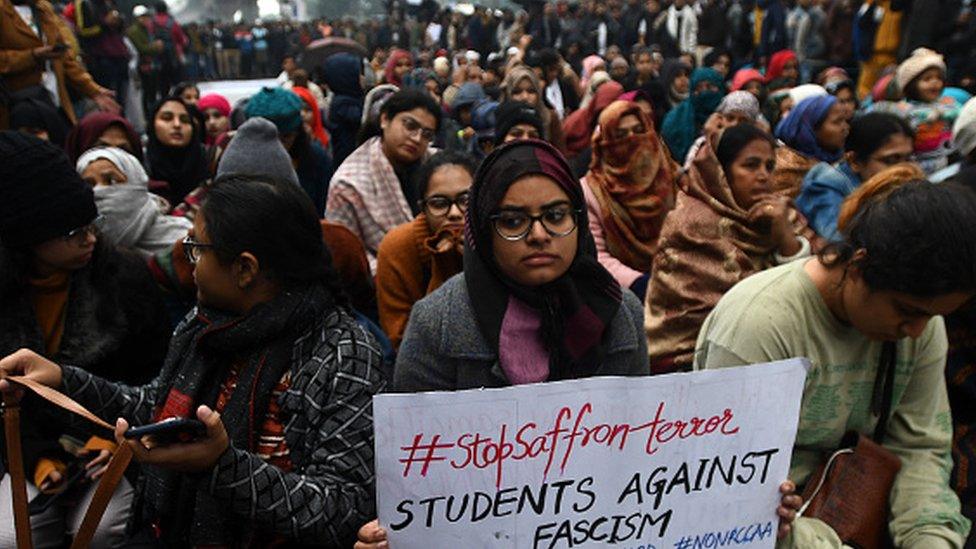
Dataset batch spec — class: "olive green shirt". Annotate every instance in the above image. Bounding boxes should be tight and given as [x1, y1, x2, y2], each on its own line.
[694, 259, 970, 548]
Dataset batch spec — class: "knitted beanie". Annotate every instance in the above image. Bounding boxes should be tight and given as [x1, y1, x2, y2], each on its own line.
[216, 117, 300, 186]
[953, 98, 976, 158]
[494, 101, 545, 145]
[245, 87, 303, 135]
[0, 131, 96, 247]
[197, 93, 231, 118]
[896, 48, 946, 93]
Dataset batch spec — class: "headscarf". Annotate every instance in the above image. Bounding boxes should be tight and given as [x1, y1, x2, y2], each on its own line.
[716, 91, 761, 120]
[765, 50, 798, 84]
[146, 97, 210, 206]
[323, 53, 365, 165]
[9, 98, 68, 147]
[323, 53, 365, 98]
[384, 49, 413, 87]
[731, 68, 764, 92]
[76, 147, 191, 258]
[661, 59, 692, 107]
[464, 139, 622, 384]
[775, 95, 843, 163]
[580, 70, 613, 109]
[562, 79, 624, 156]
[197, 93, 231, 146]
[661, 68, 727, 161]
[788, 84, 828, 107]
[403, 67, 438, 91]
[585, 101, 675, 272]
[580, 55, 606, 92]
[292, 86, 331, 148]
[65, 111, 144, 164]
[502, 65, 552, 130]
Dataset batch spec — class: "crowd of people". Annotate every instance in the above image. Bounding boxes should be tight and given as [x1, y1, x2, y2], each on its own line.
[0, 0, 976, 547]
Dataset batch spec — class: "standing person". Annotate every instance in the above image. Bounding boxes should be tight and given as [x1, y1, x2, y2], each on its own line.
[0, 174, 386, 547]
[152, 1, 186, 104]
[773, 95, 849, 198]
[235, 24, 254, 79]
[854, 0, 902, 99]
[694, 180, 976, 549]
[218, 22, 240, 79]
[323, 53, 365, 168]
[0, 132, 170, 547]
[652, 0, 698, 58]
[536, 48, 580, 121]
[646, 124, 811, 373]
[757, 0, 789, 59]
[375, 151, 475, 349]
[798, 112, 914, 241]
[325, 89, 441, 271]
[146, 96, 209, 208]
[0, 0, 118, 129]
[71, 0, 130, 112]
[127, 5, 164, 121]
[582, 100, 675, 297]
[251, 19, 269, 77]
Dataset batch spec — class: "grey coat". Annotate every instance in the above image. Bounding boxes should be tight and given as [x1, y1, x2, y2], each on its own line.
[393, 274, 648, 391]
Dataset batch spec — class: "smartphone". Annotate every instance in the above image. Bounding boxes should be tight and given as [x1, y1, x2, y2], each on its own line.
[51, 43, 68, 53]
[28, 461, 88, 515]
[124, 417, 206, 445]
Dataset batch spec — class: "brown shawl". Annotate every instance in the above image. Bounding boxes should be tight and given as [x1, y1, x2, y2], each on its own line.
[772, 144, 818, 198]
[644, 141, 809, 373]
[585, 101, 676, 273]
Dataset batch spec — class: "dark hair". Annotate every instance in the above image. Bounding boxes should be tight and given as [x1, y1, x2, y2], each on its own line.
[154, 1, 168, 14]
[379, 88, 443, 131]
[904, 68, 944, 102]
[170, 81, 200, 98]
[822, 182, 976, 296]
[703, 49, 730, 67]
[538, 48, 561, 70]
[200, 176, 346, 301]
[715, 124, 777, 175]
[632, 45, 654, 61]
[845, 112, 914, 161]
[415, 151, 477, 200]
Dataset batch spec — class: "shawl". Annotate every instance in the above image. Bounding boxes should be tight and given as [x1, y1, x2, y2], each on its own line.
[76, 147, 191, 258]
[64, 111, 144, 164]
[775, 95, 843, 163]
[773, 144, 820, 198]
[384, 49, 412, 87]
[146, 97, 210, 207]
[580, 55, 606, 93]
[645, 142, 804, 372]
[464, 139, 622, 384]
[661, 59, 692, 108]
[585, 101, 675, 273]
[731, 68, 764, 92]
[661, 67, 726, 161]
[292, 86, 331, 148]
[562, 80, 624, 156]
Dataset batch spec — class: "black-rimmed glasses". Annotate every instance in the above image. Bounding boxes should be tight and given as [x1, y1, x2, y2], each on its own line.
[490, 206, 580, 241]
[182, 236, 215, 264]
[421, 193, 470, 217]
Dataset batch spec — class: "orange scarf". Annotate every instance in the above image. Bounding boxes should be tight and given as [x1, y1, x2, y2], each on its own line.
[29, 271, 70, 355]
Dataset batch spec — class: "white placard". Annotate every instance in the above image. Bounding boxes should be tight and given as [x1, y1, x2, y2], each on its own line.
[374, 359, 808, 549]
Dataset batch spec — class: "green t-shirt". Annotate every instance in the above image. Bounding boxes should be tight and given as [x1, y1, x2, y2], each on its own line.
[694, 259, 970, 549]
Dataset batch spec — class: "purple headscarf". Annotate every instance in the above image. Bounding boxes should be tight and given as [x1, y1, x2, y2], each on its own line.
[775, 95, 843, 163]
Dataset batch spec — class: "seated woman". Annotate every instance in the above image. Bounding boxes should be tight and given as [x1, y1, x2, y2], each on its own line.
[500, 65, 565, 152]
[562, 78, 624, 175]
[64, 111, 144, 164]
[645, 124, 812, 374]
[197, 93, 232, 147]
[773, 95, 849, 198]
[146, 96, 211, 208]
[292, 85, 331, 151]
[582, 100, 675, 298]
[0, 175, 386, 547]
[661, 67, 727, 162]
[694, 180, 976, 548]
[0, 132, 170, 547]
[376, 151, 475, 350]
[76, 147, 192, 259]
[797, 112, 915, 241]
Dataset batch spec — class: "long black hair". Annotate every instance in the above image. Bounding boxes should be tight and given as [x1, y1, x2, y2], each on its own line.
[845, 112, 914, 163]
[200, 176, 348, 305]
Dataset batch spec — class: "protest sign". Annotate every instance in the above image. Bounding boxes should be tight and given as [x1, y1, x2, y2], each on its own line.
[374, 359, 808, 549]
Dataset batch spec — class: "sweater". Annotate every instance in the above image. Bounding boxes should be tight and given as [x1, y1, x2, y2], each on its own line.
[375, 215, 462, 350]
[694, 260, 970, 549]
[581, 179, 644, 289]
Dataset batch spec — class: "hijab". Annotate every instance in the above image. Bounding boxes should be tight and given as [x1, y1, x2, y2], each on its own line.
[9, 98, 68, 147]
[76, 147, 191, 258]
[586, 101, 675, 272]
[502, 65, 552, 130]
[580, 55, 606, 92]
[661, 59, 692, 107]
[661, 67, 727, 161]
[292, 86, 330, 149]
[384, 49, 412, 87]
[765, 50, 798, 85]
[64, 111, 144, 164]
[464, 139, 622, 384]
[146, 97, 210, 206]
[562, 79, 625, 156]
[775, 95, 843, 163]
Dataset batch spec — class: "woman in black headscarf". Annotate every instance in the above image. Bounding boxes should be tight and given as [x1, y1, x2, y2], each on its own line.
[322, 53, 366, 167]
[146, 96, 210, 207]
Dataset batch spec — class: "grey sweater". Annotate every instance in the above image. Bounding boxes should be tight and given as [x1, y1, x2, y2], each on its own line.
[394, 274, 649, 391]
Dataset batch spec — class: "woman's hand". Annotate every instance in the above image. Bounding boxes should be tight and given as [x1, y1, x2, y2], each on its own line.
[354, 520, 388, 549]
[83, 449, 113, 481]
[38, 469, 64, 493]
[114, 405, 229, 473]
[777, 480, 803, 539]
[749, 196, 800, 256]
[0, 348, 64, 400]
[31, 45, 65, 62]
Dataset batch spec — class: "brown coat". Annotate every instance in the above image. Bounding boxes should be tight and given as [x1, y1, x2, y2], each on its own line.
[375, 215, 463, 350]
[0, 0, 103, 128]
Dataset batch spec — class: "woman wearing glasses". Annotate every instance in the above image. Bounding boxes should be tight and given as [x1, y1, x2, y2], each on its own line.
[645, 124, 812, 374]
[581, 100, 676, 299]
[0, 132, 170, 547]
[375, 151, 475, 350]
[326, 89, 443, 272]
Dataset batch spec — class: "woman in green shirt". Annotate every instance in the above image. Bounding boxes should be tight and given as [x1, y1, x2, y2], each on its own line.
[695, 180, 976, 548]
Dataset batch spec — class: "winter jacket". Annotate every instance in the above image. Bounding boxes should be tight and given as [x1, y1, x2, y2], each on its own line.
[796, 161, 860, 242]
[393, 274, 649, 392]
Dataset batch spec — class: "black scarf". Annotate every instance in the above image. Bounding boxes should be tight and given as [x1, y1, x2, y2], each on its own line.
[463, 139, 622, 382]
[135, 284, 336, 546]
[146, 97, 210, 206]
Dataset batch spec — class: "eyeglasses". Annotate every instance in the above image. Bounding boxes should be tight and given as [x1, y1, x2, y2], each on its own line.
[399, 115, 436, 142]
[182, 236, 215, 264]
[490, 205, 580, 241]
[63, 215, 105, 243]
[422, 193, 469, 217]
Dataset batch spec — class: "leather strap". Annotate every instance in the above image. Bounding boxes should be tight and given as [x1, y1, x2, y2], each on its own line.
[3, 376, 133, 549]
